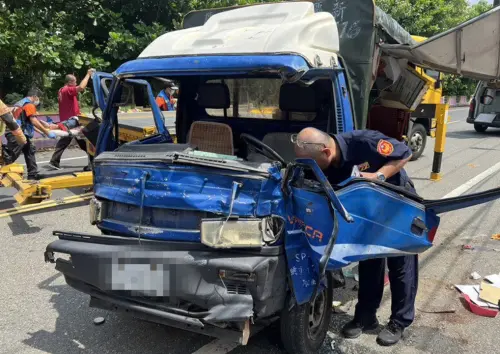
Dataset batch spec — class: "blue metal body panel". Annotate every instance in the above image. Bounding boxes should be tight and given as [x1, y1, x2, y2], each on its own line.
[282, 159, 438, 304]
[94, 163, 284, 242]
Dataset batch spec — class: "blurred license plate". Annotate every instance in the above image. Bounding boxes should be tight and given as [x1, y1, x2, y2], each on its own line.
[111, 262, 169, 296]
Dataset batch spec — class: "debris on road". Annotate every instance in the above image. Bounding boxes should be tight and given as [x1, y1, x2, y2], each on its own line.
[461, 244, 500, 252]
[326, 331, 336, 350]
[330, 339, 336, 350]
[479, 281, 500, 305]
[471, 272, 482, 280]
[462, 294, 499, 318]
[455, 275, 500, 317]
[485, 274, 500, 286]
[332, 301, 342, 308]
[492, 234, 500, 241]
[93, 316, 106, 325]
[342, 266, 359, 281]
[455, 285, 499, 309]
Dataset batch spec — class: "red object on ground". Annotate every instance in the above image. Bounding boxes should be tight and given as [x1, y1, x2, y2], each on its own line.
[462, 294, 499, 318]
[384, 274, 390, 286]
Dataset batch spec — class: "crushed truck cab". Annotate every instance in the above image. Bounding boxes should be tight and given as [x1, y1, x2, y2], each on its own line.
[44, 2, 500, 354]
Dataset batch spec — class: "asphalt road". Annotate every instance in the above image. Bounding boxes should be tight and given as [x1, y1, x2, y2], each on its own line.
[1, 107, 500, 354]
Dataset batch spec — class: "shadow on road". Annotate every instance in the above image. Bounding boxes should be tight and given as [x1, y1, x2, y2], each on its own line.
[22, 273, 212, 354]
[446, 129, 500, 140]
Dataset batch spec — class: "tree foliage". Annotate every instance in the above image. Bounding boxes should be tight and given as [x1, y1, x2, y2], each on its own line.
[0, 0, 274, 108]
[0, 0, 494, 106]
[377, 0, 494, 96]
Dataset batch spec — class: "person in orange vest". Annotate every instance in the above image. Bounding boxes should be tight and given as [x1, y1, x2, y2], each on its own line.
[2, 90, 56, 179]
[155, 81, 178, 111]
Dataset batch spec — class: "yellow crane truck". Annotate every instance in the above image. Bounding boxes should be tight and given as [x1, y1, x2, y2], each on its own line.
[407, 35, 444, 160]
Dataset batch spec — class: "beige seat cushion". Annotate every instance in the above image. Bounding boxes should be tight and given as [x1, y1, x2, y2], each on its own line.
[188, 121, 234, 155]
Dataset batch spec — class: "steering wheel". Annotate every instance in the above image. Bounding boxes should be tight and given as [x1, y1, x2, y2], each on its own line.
[240, 133, 286, 165]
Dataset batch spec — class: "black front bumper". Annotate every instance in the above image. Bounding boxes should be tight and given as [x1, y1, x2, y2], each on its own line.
[45, 231, 286, 341]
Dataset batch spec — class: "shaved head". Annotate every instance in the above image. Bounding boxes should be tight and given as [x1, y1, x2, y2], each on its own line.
[294, 127, 338, 169]
[65, 74, 77, 86]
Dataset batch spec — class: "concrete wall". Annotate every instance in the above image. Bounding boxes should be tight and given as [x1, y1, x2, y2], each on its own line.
[441, 96, 471, 107]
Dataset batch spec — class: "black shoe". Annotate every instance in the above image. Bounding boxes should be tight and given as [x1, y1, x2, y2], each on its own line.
[83, 165, 92, 172]
[341, 318, 379, 339]
[377, 321, 404, 346]
[48, 162, 62, 170]
[27, 174, 41, 181]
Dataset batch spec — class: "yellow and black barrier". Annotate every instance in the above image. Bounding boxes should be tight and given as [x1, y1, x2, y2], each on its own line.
[430, 104, 449, 181]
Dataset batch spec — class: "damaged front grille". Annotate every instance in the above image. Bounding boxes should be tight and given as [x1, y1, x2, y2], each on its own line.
[106, 201, 217, 230]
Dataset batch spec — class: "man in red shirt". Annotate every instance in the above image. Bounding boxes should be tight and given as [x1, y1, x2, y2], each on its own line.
[49, 69, 94, 170]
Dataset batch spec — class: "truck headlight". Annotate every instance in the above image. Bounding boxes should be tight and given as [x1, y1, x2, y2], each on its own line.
[201, 218, 264, 248]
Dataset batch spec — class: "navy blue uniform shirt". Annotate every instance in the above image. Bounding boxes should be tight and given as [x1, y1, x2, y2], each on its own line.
[325, 130, 414, 189]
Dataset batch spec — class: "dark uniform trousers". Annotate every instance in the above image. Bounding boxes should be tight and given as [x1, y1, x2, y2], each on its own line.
[355, 180, 418, 328]
[51, 135, 94, 169]
[355, 255, 418, 328]
[3, 131, 38, 178]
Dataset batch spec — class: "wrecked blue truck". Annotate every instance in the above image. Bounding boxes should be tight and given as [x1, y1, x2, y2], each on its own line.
[44, 2, 500, 353]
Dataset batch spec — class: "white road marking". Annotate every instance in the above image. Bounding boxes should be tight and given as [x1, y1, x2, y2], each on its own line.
[447, 121, 460, 125]
[21, 156, 87, 166]
[449, 107, 469, 112]
[443, 160, 500, 198]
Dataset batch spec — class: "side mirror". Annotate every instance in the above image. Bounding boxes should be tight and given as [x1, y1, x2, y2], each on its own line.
[480, 88, 496, 105]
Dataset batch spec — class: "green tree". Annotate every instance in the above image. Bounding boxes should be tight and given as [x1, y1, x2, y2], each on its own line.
[0, 0, 273, 108]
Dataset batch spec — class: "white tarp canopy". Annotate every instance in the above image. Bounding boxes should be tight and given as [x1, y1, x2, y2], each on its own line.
[380, 6, 500, 81]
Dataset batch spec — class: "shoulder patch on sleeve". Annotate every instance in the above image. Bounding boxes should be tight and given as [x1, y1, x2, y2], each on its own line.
[377, 139, 394, 156]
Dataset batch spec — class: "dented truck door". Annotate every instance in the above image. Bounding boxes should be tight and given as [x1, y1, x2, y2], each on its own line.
[283, 158, 438, 305]
[92, 71, 114, 112]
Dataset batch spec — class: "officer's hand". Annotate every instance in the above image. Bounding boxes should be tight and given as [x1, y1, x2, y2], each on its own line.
[47, 131, 57, 139]
[360, 172, 378, 180]
[88, 68, 96, 76]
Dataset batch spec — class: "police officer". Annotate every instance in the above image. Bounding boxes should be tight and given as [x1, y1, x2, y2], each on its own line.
[293, 127, 416, 346]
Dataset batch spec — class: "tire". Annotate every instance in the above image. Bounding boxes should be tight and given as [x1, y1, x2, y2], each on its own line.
[409, 123, 427, 161]
[280, 273, 333, 354]
[474, 123, 488, 133]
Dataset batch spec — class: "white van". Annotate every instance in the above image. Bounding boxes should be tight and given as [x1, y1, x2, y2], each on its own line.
[468, 81, 500, 132]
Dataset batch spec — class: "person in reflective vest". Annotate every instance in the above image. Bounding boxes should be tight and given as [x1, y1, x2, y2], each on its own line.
[155, 81, 178, 111]
[2, 90, 56, 179]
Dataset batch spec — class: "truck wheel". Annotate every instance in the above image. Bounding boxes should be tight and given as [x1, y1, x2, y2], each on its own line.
[474, 124, 488, 133]
[280, 273, 333, 354]
[409, 124, 427, 161]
